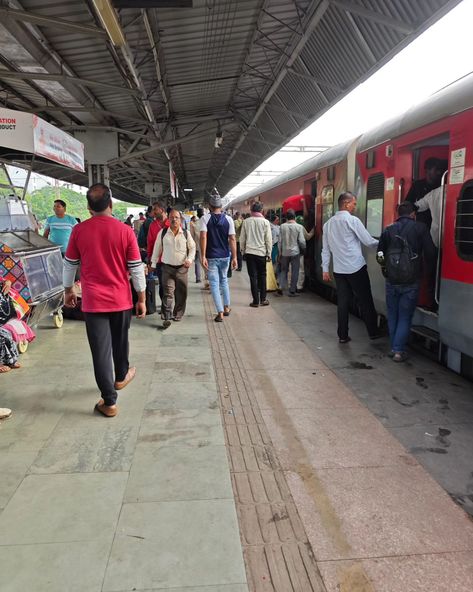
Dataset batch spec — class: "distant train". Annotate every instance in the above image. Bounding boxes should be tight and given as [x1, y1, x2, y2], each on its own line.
[230, 73, 473, 379]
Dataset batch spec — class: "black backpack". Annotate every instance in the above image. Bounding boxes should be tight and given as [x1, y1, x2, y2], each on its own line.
[385, 223, 420, 285]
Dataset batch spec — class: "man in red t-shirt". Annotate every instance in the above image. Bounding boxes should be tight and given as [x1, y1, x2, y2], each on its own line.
[147, 202, 169, 261]
[63, 183, 146, 418]
[147, 201, 169, 306]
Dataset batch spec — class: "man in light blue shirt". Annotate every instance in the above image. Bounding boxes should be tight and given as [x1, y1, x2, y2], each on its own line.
[322, 192, 380, 343]
[44, 199, 78, 255]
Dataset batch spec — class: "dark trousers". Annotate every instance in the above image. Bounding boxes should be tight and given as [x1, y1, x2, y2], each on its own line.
[280, 255, 300, 294]
[333, 265, 378, 340]
[155, 263, 164, 303]
[162, 263, 188, 320]
[236, 242, 243, 271]
[246, 253, 267, 304]
[84, 310, 132, 406]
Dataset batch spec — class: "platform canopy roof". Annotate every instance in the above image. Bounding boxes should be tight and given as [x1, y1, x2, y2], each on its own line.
[0, 0, 461, 204]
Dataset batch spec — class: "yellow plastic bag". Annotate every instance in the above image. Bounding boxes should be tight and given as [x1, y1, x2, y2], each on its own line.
[266, 260, 278, 291]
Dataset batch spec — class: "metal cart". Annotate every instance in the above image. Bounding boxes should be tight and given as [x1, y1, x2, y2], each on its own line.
[0, 196, 64, 351]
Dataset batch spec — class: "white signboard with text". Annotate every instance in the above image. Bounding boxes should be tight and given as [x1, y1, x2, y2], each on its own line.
[0, 107, 84, 172]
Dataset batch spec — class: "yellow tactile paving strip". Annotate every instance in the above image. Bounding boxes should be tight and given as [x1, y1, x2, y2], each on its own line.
[204, 294, 327, 592]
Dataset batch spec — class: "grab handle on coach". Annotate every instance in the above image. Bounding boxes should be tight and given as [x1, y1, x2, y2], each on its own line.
[435, 171, 448, 305]
[397, 178, 405, 205]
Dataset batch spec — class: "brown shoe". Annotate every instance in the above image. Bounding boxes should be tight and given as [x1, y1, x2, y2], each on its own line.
[114, 366, 136, 390]
[94, 401, 118, 417]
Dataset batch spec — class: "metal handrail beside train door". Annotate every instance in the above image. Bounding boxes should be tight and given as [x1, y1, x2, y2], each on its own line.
[435, 171, 448, 305]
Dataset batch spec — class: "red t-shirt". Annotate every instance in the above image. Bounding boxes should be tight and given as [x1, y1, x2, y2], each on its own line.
[66, 216, 141, 313]
[147, 218, 170, 259]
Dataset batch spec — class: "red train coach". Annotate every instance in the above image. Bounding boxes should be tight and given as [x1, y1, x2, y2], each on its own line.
[230, 74, 473, 377]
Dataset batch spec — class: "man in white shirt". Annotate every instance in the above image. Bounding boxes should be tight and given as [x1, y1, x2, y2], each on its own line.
[322, 192, 380, 343]
[151, 209, 196, 329]
[240, 202, 272, 306]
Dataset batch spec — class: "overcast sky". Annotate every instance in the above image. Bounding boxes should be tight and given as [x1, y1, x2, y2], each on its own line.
[228, 0, 473, 198]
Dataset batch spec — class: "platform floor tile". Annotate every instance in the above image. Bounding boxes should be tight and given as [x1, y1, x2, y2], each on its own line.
[102, 500, 248, 591]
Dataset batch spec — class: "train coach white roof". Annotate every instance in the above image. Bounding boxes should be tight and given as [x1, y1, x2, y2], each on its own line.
[359, 71, 473, 152]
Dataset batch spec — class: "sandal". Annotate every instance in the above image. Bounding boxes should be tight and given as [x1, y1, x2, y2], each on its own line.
[214, 314, 223, 323]
[223, 307, 231, 317]
[0, 365, 11, 374]
[9, 362, 21, 369]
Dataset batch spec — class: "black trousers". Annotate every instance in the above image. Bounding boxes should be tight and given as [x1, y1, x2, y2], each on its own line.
[333, 265, 378, 340]
[246, 254, 267, 304]
[155, 263, 164, 303]
[84, 310, 132, 406]
[236, 242, 243, 270]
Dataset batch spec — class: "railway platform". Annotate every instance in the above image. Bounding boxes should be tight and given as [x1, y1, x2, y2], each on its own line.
[1, 271, 473, 592]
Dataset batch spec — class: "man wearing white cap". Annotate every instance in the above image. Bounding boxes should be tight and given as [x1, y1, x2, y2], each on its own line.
[200, 195, 237, 322]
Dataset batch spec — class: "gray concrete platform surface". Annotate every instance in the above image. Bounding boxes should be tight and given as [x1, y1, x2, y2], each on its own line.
[1, 270, 473, 592]
[0, 283, 248, 592]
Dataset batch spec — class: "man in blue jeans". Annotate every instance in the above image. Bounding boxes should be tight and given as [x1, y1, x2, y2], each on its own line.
[377, 201, 435, 362]
[200, 195, 237, 322]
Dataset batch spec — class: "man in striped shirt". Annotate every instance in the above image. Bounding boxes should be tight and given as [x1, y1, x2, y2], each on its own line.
[63, 183, 146, 417]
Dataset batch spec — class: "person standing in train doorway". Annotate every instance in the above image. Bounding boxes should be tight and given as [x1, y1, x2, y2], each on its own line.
[200, 194, 237, 322]
[322, 192, 381, 343]
[405, 157, 445, 227]
[63, 183, 146, 418]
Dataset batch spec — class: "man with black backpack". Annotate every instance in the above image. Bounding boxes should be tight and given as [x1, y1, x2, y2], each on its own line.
[377, 201, 435, 362]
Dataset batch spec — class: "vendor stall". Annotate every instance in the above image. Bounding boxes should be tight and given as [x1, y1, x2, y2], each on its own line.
[0, 195, 64, 343]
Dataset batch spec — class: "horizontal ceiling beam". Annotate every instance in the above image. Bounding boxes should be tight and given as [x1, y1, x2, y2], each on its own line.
[25, 106, 153, 126]
[108, 126, 227, 165]
[0, 7, 108, 38]
[61, 125, 150, 139]
[0, 70, 140, 96]
[113, 1, 193, 6]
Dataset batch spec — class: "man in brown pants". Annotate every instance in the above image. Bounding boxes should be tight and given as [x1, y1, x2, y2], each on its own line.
[150, 209, 196, 329]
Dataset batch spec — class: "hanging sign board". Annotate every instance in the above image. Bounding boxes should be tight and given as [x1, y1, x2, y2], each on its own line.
[0, 107, 84, 172]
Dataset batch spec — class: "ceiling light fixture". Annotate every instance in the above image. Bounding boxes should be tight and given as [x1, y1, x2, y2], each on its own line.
[91, 0, 126, 47]
[214, 129, 223, 149]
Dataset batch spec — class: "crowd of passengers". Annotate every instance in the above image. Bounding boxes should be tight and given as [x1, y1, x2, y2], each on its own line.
[0, 162, 443, 419]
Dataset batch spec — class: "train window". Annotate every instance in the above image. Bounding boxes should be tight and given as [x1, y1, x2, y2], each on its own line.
[321, 185, 334, 225]
[366, 172, 384, 237]
[327, 166, 335, 182]
[366, 151, 376, 169]
[455, 183, 473, 261]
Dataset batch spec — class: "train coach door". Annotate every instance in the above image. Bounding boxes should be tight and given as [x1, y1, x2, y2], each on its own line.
[303, 178, 317, 290]
[402, 141, 449, 311]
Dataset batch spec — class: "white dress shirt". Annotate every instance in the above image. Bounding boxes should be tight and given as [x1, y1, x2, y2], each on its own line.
[151, 226, 196, 267]
[415, 186, 442, 247]
[322, 210, 378, 274]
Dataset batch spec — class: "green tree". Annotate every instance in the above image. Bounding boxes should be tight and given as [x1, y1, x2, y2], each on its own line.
[29, 186, 139, 224]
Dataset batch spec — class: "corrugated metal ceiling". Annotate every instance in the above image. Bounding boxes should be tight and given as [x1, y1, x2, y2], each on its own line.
[0, 0, 462, 204]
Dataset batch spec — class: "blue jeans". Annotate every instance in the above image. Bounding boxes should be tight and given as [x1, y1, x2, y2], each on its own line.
[207, 257, 230, 313]
[386, 282, 419, 353]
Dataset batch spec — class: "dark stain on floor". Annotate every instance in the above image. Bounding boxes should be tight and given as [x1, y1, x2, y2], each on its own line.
[349, 361, 373, 370]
